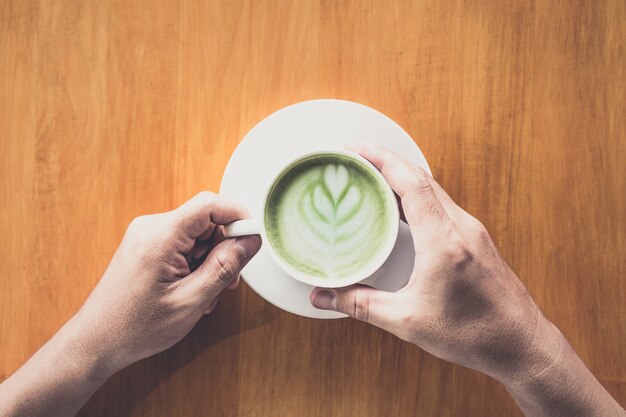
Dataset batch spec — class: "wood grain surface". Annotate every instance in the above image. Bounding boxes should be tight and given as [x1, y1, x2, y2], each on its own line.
[1, 1, 624, 416]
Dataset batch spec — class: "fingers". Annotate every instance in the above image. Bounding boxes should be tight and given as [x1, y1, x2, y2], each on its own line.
[350, 142, 468, 223]
[204, 296, 220, 315]
[227, 275, 241, 290]
[349, 143, 429, 199]
[197, 223, 216, 241]
[192, 240, 211, 260]
[187, 240, 211, 271]
[181, 235, 261, 307]
[424, 175, 467, 224]
[173, 192, 250, 239]
[349, 143, 449, 252]
[310, 285, 397, 329]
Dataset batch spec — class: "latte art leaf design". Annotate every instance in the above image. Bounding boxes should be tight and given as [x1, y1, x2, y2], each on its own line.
[297, 164, 369, 270]
[265, 154, 392, 279]
[324, 164, 349, 202]
[309, 166, 363, 228]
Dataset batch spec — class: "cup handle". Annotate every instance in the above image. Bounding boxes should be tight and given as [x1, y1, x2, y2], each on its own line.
[223, 219, 261, 238]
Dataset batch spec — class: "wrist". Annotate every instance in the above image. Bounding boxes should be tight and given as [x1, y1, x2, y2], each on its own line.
[496, 314, 565, 387]
[60, 314, 121, 382]
[476, 298, 566, 386]
[0, 314, 119, 416]
[500, 321, 624, 416]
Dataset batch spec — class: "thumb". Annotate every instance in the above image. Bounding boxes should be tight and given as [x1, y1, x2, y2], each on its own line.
[310, 285, 396, 329]
[182, 235, 261, 307]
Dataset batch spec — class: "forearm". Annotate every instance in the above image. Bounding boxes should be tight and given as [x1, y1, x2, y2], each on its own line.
[0, 315, 117, 417]
[503, 323, 624, 417]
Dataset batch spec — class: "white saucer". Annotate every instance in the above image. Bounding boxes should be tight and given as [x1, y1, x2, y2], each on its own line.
[219, 99, 431, 319]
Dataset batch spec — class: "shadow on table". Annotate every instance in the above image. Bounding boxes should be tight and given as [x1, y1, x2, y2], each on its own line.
[77, 287, 278, 416]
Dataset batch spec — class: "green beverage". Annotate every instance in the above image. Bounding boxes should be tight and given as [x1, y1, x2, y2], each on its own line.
[264, 153, 395, 280]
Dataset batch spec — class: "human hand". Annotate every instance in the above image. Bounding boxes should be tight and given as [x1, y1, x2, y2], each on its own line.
[310, 144, 560, 383]
[73, 192, 261, 372]
[0, 192, 262, 417]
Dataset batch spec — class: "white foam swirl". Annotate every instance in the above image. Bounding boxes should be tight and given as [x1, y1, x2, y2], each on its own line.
[272, 162, 388, 278]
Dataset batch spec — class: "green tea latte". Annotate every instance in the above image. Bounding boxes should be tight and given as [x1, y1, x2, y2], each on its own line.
[265, 154, 395, 280]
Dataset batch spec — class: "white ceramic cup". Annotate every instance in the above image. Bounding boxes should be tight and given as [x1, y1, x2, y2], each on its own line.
[224, 149, 399, 288]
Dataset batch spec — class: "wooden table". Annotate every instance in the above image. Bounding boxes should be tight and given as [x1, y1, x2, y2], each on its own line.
[1, 1, 624, 416]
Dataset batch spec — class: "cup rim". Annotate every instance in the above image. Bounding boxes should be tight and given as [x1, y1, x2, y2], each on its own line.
[259, 149, 400, 288]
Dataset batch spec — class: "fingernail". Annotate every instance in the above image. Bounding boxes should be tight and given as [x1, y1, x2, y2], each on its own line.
[236, 235, 261, 257]
[227, 275, 240, 290]
[313, 290, 337, 310]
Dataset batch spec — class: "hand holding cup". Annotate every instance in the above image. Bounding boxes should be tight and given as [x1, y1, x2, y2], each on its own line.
[311, 143, 560, 384]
